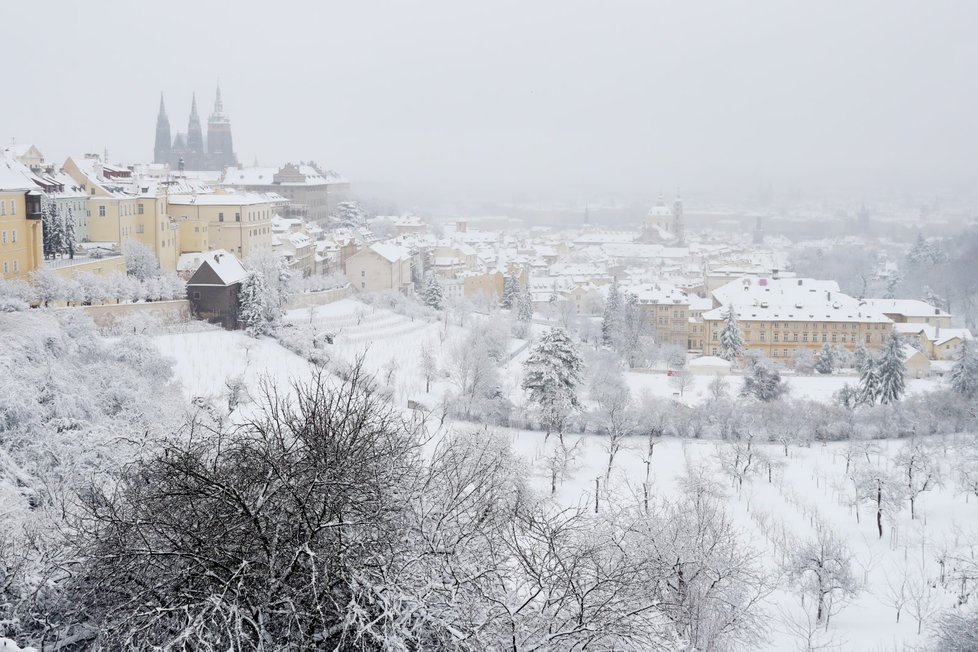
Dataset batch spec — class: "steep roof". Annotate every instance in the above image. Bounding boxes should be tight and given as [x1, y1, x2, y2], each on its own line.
[186, 249, 248, 285]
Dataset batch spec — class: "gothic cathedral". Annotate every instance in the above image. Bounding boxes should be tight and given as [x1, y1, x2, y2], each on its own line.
[153, 86, 237, 171]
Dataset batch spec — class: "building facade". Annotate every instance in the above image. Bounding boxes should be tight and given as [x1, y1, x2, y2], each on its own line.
[0, 159, 43, 280]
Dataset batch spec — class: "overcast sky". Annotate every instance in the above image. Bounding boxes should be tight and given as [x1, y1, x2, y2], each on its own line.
[5, 1, 977, 204]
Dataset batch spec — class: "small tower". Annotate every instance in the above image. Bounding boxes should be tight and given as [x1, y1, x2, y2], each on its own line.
[207, 83, 237, 170]
[153, 93, 171, 164]
[671, 195, 684, 243]
[185, 93, 205, 168]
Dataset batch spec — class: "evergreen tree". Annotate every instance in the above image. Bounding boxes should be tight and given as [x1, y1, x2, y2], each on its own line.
[516, 283, 534, 323]
[815, 342, 835, 375]
[718, 305, 745, 362]
[501, 274, 519, 309]
[601, 279, 623, 347]
[950, 339, 978, 399]
[522, 327, 584, 439]
[41, 202, 60, 260]
[61, 206, 76, 259]
[238, 271, 274, 337]
[853, 343, 871, 373]
[423, 272, 443, 310]
[740, 356, 788, 402]
[858, 354, 882, 405]
[876, 330, 907, 405]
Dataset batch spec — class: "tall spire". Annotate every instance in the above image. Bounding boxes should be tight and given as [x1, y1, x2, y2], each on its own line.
[213, 83, 224, 116]
[154, 92, 171, 164]
[186, 91, 205, 161]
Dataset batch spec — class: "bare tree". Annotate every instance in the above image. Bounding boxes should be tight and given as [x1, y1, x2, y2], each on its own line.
[894, 438, 942, 520]
[785, 519, 860, 626]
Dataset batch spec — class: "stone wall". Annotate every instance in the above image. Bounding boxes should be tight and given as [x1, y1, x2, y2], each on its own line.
[286, 285, 351, 309]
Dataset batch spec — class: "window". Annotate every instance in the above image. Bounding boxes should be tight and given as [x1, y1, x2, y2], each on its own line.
[98, 205, 106, 217]
[11, 230, 15, 243]
[772, 349, 779, 357]
[361, 282, 365, 289]
[865, 334, 871, 343]
[138, 204, 144, 215]
[235, 213, 241, 222]
[1, 231, 6, 244]
[192, 291, 201, 300]
[822, 334, 827, 342]
[773, 334, 779, 342]
[12, 261, 17, 272]
[219, 212, 224, 222]
[802, 334, 808, 342]
[361, 270, 365, 277]
[2, 262, 7, 274]
[1, 202, 5, 216]
[783, 349, 789, 357]
[793, 333, 799, 342]
[10, 200, 14, 215]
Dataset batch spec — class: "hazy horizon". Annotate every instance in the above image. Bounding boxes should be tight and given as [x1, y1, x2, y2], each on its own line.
[6, 1, 977, 205]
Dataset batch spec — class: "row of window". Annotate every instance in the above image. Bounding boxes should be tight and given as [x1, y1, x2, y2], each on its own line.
[95, 203, 145, 217]
[1, 229, 18, 244]
[1, 260, 20, 274]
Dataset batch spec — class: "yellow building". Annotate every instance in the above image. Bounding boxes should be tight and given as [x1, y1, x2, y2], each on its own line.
[167, 191, 275, 260]
[701, 278, 893, 361]
[0, 159, 44, 280]
[63, 156, 180, 271]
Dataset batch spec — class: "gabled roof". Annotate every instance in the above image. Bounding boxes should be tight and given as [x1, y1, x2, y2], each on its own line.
[368, 242, 411, 263]
[186, 249, 248, 286]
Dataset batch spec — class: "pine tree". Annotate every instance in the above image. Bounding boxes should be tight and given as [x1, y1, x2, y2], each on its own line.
[423, 272, 443, 310]
[238, 271, 273, 337]
[61, 206, 76, 259]
[516, 283, 534, 323]
[718, 305, 744, 362]
[501, 274, 519, 309]
[858, 354, 882, 405]
[815, 342, 835, 375]
[41, 202, 59, 260]
[950, 339, 978, 399]
[877, 331, 907, 405]
[854, 343, 871, 373]
[522, 327, 584, 439]
[740, 356, 788, 401]
[601, 279, 623, 347]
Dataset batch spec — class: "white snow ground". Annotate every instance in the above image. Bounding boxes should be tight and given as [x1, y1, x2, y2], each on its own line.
[151, 304, 973, 651]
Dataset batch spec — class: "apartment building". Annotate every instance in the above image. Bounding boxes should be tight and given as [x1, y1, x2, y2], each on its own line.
[167, 191, 276, 260]
[701, 278, 894, 360]
[0, 159, 43, 280]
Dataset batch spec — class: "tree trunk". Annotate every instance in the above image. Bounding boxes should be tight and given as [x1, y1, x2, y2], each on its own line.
[877, 483, 884, 539]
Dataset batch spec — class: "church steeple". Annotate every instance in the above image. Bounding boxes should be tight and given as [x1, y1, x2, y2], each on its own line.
[212, 83, 224, 117]
[185, 92, 205, 165]
[153, 92, 171, 164]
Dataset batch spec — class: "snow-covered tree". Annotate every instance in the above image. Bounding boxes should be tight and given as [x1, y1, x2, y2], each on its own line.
[718, 305, 744, 362]
[893, 438, 942, 520]
[950, 339, 978, 399]
[815, 342, 835, 375]
[238, 270, 275, 336]
[516, 283, 534, 324]
[501, 274, 519, 309]
[122, 239, 160, 281]
[244, 253, 293, 317]
[857, 354, 882, 405]
[61, 206, 76, 259]
[740, 356, 788, 402]
[876, 330, 907, 405]
[522, 327, 584, 441]
[41, 201, 63, 260]
[423, 272, 443, 310]
[601, 279, 623, 347]
[856, 467, 905, 539]
[786, 520, 860, 625]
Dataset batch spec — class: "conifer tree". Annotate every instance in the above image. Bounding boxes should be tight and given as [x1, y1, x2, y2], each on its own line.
[950, 339, 978, 399]
[601, 279, 623, 347]
[238, 270, 274, 337]
[815, 342, 835, 375]
[516, 283, 534, 323]
[61, 207, 76, 259]
[718, 305, 744, 362]
[423, 272, 443, 310]
[858, 354, 882, 405]
[877, 330, 907, 405]
[522, 327, 584, 440]
[501, 274, 519, 309]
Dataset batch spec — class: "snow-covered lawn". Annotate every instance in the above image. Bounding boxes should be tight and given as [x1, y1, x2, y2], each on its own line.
[151, 315, 972, 650]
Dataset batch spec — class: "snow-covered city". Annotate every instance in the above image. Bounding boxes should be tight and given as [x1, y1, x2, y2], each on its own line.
[2, 3, 978, 651]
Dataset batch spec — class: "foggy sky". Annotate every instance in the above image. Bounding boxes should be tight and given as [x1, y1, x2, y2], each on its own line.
[6, 1, 977, 204]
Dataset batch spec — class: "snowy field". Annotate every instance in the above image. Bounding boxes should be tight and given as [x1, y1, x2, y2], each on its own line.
[151, 305, 973, 650]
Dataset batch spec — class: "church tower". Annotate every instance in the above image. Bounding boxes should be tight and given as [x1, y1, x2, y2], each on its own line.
[185, 93, 205, 169]
[206, 84, 237, 170]
[671, 195, 685, 243]
[153, 93, 171, 164]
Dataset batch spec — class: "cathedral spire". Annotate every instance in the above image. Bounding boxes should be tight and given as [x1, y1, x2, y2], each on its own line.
[154, 92, 171, 164]
[186, 92, 205, 161]
[213, 83, 224, 116]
